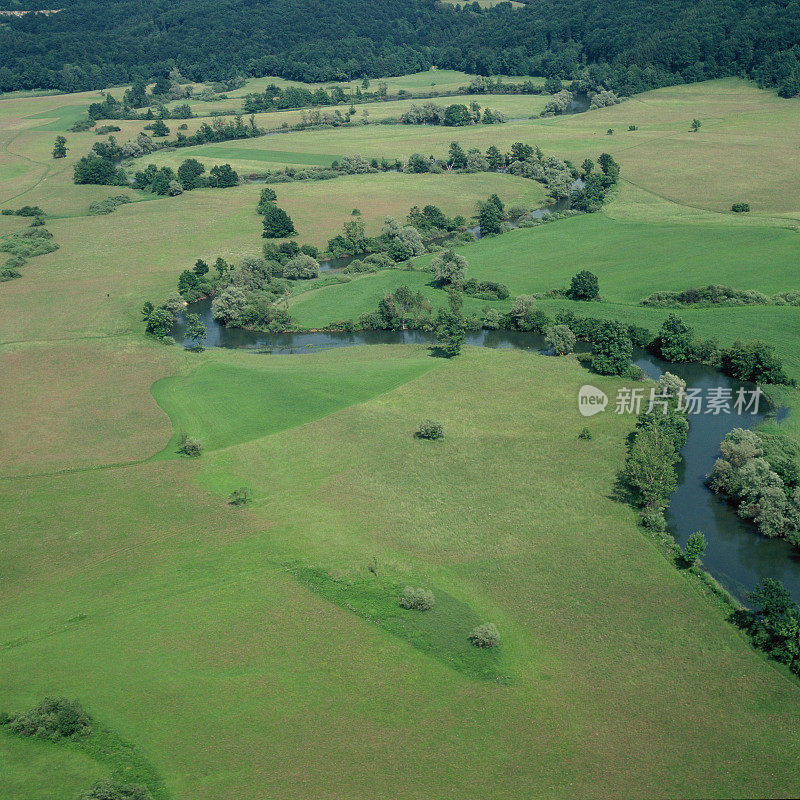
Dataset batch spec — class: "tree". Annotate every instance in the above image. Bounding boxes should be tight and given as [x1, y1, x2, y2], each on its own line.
[207, 164, 239, 187]
[654, 314, 694, 362]
[257, 186, 278, 212]
[150, 118, 170, 137]
[591, 320, 632, 375]
[690, 118, 702, 132]
[193, 259, 209, 276]
[262, 203, 296, 238]
[443, 103, 471, 126]
[145, 307, 174, 337]
[283, 253, 319, 279]
[73, 154, 126, 185]
[177, 158, 205, 189]
[625, 425, 680, 510]
[141, 301, 154, 320]
[581, 157, 594, 175]
[486, 144, 504, 169]
[447, 140, 467, 169]
[683, 531, 707, 565]
[436, 289, 466, 358]
[469, 623, 500, 648]
[52, 135, 67, 158]
[569, 270, 599, 300]
[545, 324, 577, 355]
[184, 312, 206, 349]
[478, 201, 502, 235]
[431, 249, 467, 285]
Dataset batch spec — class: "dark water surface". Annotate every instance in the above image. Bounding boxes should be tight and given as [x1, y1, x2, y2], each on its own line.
[173, 307, 795, 603]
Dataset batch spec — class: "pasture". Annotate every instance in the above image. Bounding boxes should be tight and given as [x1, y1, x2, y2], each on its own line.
[3, 72, 800, 799]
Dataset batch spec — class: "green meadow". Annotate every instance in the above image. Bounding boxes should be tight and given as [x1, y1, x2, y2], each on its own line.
[3, 72, 800, 798]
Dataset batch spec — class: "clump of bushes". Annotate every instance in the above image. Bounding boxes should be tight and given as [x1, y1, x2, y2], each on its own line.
[731, 202, 750, 213]
[0, 226, 59, 259]
[399, 586, 435, 611]
[2, 697, 91, 741]
[415, 420, 444, 440]
[88, 195, 132, 215]
[469, 623, 501, 648]
[642, 284, 800, 308]
[1, 205, 44, 217]
[228, 487, 251, 506]
[178, 434, 203, 457]
[78, 781, 154, 800]
[462, 278, 509, 300]
[708, 428, 800, 545]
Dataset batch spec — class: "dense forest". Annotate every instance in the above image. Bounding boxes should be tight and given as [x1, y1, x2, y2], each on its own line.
[1, 0, 799, 96]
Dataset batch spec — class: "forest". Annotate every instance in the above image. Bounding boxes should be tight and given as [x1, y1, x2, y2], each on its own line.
[1, 0, 799, 97]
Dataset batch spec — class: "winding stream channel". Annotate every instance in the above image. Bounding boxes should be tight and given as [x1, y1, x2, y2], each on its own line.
[173, 306, 797, 604]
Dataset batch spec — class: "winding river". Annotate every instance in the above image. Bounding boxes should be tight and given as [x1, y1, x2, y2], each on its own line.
[172, 304, 797, 604]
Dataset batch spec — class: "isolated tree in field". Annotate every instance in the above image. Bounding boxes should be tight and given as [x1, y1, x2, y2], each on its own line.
[683, 531, 707, 566]
[52, 135, 67, 158]
[469, 623, 500, 648]
[545, 324, 577, 355]
[262, 203, 296, 238]
[150, 118, 170, 137]
[690, 118, 702, 132]
[184, 312, 206, 349]
[431, 249, 467, 285]
[569, 270, 599, 300]
[177, 158, 205, 189]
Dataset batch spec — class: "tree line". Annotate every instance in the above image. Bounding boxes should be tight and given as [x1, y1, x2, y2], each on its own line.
[1, 0, 799, 98]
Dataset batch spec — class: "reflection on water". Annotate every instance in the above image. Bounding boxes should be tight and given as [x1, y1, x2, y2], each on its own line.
[173, 303, 796, 603]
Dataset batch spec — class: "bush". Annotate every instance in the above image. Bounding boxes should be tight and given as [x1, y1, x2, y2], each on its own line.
[399, 586, 435, 611]
[579, 427, 592, 440]
[731, 202, 750, 213]
[78, 781, 154, 800]
[178, 434, 203, 457]
[545, 324, 577, 355]
[4, 697, 91, 741]
[228, 487, 250, 506]
[469, 623, 500, 648]
[415, 420, 444, 440]
[88, 195, 132, 215]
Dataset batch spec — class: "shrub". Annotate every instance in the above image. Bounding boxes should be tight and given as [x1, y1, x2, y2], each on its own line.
[399, 586, 435, 611]
[568, 270, 599, 300]
[683, 531, 707, 565]
[469, 623, 500, 648]
[88, 195, 132, 215]
[731, 202, 750, 213]
[78, 781, 154, 800]
[415, 420, 444, 440]
[178, 434, 203, 457]
[579, 427, 592, 440]
[4, 697, 91, 741]
[641, 510, 667, 531]
[228, 487, 250, 506]
[545, 324, 577, 355]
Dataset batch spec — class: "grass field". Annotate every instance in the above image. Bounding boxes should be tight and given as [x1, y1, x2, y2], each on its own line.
[4, 73, 800, 798]
[4, 346, 800, 798]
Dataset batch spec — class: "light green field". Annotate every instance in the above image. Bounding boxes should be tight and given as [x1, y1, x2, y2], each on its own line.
[4, 75, 800, 799]
[0, 734, 110, 800]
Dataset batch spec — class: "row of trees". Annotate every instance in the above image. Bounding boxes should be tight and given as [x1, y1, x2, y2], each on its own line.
[399, 101, 506, 126]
